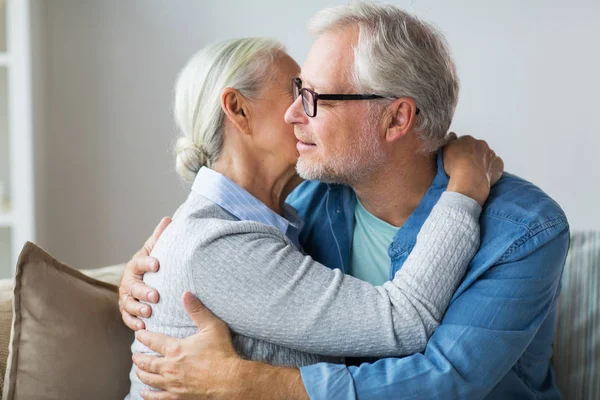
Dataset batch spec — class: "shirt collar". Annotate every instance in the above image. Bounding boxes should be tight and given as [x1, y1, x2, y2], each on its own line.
[191, 167, 304, 241]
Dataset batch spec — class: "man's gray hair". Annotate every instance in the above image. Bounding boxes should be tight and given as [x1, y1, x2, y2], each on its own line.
[308, 2, 459, 153]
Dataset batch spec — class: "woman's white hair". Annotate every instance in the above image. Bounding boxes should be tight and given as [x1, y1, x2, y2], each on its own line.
[308, 2, 459, 153]
[173, 38, 284, 182]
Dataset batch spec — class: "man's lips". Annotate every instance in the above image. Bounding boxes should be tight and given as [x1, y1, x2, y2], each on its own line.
[295, 136, 315, 144]
[296, 140, 317, 152]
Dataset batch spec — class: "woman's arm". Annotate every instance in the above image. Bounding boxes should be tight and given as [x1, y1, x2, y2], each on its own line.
[190, 191, 480, 358]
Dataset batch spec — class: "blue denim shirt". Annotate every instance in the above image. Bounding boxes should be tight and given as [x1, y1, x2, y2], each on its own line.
[286, 151, 570, 400]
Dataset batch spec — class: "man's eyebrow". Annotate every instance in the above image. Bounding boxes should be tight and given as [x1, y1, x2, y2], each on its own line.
[298, 75, 320, 91]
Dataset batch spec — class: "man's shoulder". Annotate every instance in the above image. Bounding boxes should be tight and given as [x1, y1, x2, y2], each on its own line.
[450, 173, 570, 299]
[475, 172, 569, 268]
[483, 172, 568, 231]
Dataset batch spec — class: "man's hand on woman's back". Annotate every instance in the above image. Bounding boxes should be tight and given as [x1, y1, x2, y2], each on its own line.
[119, 217, 171, 331]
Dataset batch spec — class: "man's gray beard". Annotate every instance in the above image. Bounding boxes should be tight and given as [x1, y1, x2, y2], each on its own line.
[295, 121, 386, 186]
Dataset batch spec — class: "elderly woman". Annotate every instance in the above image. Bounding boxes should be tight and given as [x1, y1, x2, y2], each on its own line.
[125, 38, 502, 398]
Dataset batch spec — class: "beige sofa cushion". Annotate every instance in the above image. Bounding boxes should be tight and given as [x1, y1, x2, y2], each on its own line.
[0, 298, 11, 390]
[2, 242, 133, 400]
[80, 263, 127, 286]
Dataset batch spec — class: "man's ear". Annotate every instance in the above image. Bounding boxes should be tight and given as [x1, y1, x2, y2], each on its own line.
[220, 88, 250, 134]
[385, 97, 418, 143]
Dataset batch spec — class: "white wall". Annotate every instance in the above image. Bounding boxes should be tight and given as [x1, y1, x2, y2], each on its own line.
[31, 0, 599, 269]
[415, 0, 600, 231]
[0, 68, 8, 203]
[0, 0, 8, 204]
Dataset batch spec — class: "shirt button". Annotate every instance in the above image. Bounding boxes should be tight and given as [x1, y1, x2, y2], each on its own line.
[336, 209, 341, 214]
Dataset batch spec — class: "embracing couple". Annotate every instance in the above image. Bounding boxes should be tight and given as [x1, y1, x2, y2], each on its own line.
[119, 3, 569, 399]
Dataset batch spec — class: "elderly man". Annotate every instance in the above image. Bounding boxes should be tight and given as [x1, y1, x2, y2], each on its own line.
[121, 3, 569, 399]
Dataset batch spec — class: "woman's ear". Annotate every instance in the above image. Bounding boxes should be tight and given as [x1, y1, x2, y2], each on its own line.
[385, 97, 418, 143]
[220, 88, 250, 134]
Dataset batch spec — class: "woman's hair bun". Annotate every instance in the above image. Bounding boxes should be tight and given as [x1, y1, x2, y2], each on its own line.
[174, 136, 208, 182]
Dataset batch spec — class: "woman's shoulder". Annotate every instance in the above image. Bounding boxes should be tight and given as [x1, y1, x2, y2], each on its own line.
[173, 191, 289, 244]
[149, 192, 300, 283]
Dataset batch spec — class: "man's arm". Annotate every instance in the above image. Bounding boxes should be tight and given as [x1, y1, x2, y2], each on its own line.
[134, 292, 309, 400]
[299, 220, 570, 400]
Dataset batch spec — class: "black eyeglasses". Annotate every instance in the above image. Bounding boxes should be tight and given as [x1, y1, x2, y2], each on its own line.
[292, 77, 420, 118]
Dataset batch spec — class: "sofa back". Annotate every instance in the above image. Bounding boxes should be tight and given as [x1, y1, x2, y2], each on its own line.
[554, 231, 600, 399]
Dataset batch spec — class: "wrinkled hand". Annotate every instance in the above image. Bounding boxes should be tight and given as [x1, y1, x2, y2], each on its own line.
[133, 292, 242, 400]
[443, 133, 504, 206]
[119, 217, 171, 330]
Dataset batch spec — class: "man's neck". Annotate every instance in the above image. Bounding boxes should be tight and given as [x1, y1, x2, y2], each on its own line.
[352, 152, 437, 227]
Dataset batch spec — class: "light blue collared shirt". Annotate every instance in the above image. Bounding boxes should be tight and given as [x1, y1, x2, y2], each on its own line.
[191, 167, 304, 251]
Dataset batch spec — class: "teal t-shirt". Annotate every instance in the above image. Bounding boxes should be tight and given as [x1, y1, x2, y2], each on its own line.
[349, 199, 401, 286]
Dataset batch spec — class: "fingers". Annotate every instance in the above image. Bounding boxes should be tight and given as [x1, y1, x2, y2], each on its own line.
[122, 309, 146, 331]
[132, 353, 164, 375]
[129, 256, 160, 277]
[120, 256, 158, 316]
[121, 293, 153, 318]
[144, 217, 172, 255]
[140, 389, 177, 400]
[136, 330, 173, 356]
[446, 131, 458, 142]
[131, 281, 160, 304]
[182, 291, 222, 331]
[119, 277, 158, 330]
[455, 134, 474, 143]
[475, 138, 490, 157]
[136, 368, 166, 391]
[490, 156, 504, 186]
[497, 156, 504, 173]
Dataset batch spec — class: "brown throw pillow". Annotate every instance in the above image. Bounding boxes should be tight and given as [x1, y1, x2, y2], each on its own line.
[2, 242, 134, 399]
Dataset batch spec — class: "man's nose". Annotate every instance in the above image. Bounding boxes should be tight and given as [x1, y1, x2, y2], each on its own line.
[285, 96, 309, 125]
